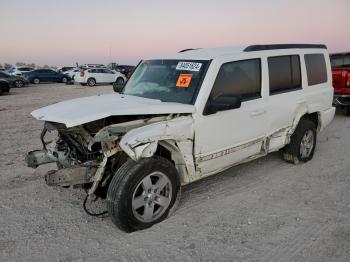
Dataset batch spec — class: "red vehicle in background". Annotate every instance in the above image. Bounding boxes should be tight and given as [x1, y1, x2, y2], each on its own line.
[330, 53, 350, 116]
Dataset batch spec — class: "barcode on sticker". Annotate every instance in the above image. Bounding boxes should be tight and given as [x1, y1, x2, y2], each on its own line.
[176, 62, 202, 72]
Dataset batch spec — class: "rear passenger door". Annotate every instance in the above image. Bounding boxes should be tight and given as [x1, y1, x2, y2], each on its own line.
[88, 69, 100, 82]
[266, 55, 303, 151]
[102, 69, 116, 83]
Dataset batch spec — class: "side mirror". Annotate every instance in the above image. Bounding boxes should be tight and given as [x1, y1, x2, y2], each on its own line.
[113, 82, 125, 93]
[204, 94, 242, 115]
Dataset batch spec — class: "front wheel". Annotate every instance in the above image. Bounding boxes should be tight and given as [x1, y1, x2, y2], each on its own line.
[106, 157, 180, 232]
[61, 77, 68, 83]
[283, 119, 316, 164]
[33, 78, 40, 84]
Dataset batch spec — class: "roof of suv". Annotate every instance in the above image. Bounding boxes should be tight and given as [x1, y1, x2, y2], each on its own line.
[150, 44, 327, 60]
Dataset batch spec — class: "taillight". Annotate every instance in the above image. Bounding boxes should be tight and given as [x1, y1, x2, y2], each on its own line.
[80, 71, 84, 77]
[347, 72, 350, 87]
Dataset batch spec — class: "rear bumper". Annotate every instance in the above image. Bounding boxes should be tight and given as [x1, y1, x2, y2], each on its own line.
[333, 94, 350, 106]
[319, 107, 336, 131]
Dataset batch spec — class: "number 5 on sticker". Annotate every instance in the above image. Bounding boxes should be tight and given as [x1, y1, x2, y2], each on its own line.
[176, 74, 192, 88]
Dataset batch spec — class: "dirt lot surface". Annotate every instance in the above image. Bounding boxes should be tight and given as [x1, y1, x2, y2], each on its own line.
[1, 83, 350, 262]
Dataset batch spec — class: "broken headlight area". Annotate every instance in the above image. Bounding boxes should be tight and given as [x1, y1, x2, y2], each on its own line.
[25, 121, 110, 189]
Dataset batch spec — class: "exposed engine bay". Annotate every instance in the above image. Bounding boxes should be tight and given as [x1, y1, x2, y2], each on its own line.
[25, 113, 194, 197]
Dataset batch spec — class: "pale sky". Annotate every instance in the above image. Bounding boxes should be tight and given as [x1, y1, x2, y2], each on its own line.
[0, 0, 349, 67]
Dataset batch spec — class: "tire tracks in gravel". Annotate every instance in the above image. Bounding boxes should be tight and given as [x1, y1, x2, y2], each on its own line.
[261, 223, 330, 262]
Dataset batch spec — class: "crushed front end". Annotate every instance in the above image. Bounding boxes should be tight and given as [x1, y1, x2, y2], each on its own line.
[25, 120, 128, 196]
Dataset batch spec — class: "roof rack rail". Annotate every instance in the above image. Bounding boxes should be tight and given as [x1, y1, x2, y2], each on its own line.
[178, 48, 201, 53]
[244, 44, 327, 52]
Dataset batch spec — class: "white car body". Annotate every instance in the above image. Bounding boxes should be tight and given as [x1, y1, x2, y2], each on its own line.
[74, 68, 126, 85]
[27, 44, 335, 202]
[8, 66, 34, 76]
[64, 68, 80, 79]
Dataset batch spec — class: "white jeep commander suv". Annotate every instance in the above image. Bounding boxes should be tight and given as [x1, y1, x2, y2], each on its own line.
[26, 44, 335, 232]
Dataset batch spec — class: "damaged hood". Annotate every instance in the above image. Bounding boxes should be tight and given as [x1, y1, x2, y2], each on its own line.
[31, 93, 196, 127]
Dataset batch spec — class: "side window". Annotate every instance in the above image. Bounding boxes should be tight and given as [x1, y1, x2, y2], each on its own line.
[344, 55, 350, 67]
[330, 55, 350, 68]
[209, 59, 261, 102]
[268, 55, 301, 95]
[103, 69, 112, 74]
[304, 54, 328, 86]
[330, 56, 343, 67]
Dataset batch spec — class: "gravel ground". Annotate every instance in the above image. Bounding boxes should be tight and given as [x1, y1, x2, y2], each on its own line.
[0, 83, 350, 262]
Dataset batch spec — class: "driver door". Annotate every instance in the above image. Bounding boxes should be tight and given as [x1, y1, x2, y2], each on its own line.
[194, 58, 268, 176]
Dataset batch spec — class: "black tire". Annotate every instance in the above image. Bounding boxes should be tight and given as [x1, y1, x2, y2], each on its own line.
[33, 78, 40, 84]
[14, 80, 24, 88]
[283, 119, 317, 164]
[87, 78, 96, 87]
[346, 107, 350, 117]
[106, 156, 180, 232]
[116, 77, 125, 84]
[61, 77, 68, 83]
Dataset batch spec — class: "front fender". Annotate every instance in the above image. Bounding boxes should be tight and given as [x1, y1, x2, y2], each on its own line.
[119, 116, 194, 161]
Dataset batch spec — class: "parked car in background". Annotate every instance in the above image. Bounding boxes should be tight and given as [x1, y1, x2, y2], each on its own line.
[57, 66, 75, 73]
[7, 66, 34, 76]
[115, 65, 135, 78]
[0, 79, 11, 94]
[74, 68, 126, 86]
[22, 69, 71, 84]
[330, 52, 350, 116]
[81, 64, 107, 69]
[26, 44, 334, 232]
[64, 68, 80, 80]
[0, 71, 29, 88]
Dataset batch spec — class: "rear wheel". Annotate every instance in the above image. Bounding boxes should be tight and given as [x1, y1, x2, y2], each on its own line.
[106, 157, 180, 232]
[283, 119, 317, 164]
[33, 78, 40, 84]
[61, 77, 68, 83]
[87, 78, 96, 87]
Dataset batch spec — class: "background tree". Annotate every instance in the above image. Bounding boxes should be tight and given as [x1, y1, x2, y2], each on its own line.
[15, 62, 26, 67]
[0, 63, 3, 68]
[27, 63, 36, 68]
[43, 65, 50, 69]
[4, 63, 12, 69]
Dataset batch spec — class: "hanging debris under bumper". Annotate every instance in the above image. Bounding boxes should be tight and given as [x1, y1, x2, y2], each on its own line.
[44, 164, 97, 187]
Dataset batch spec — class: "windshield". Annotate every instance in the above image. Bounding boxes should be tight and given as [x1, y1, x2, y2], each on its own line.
[123, 59, 209, 104]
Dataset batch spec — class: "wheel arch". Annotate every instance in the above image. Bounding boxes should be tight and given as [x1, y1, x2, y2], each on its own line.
[118, 116, 195, 184]
[290, 109, 321, 136]
[87, 77, 96, 83]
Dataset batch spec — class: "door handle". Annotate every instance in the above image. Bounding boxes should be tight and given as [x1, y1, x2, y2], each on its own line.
[250, 109, 266, 116]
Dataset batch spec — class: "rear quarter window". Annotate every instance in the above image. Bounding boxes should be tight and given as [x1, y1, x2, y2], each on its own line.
[304, 54, 328, 86]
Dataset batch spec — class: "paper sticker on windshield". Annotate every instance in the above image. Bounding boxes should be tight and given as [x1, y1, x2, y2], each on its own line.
[176, 74, 192, 88]
[176, 62, 202, 72]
